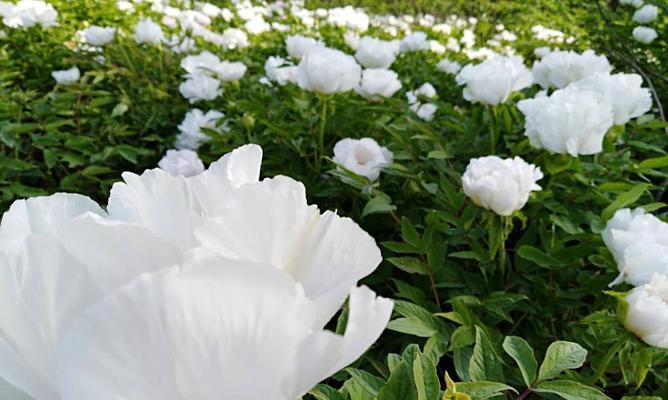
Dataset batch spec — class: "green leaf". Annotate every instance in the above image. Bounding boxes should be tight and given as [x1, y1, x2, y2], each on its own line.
[412, 352, 439, 400]
[468, 326, 503, 382]
[387, 318, 437, 337]
[601, 184, 649, 220]
[310, 384, 346, 400]
[517, 245, 563, 268]
[377, 361, 417, 400]
[387, 257, 430, 275]
[401, 217, 421, 249]
[638, 155, 668, 169]
[534, 380, 611, 400]
[345, 368, 385, 397]
[502, 336, 537, 387]
[362, 195, 396, 217]
[382, 241, 418, 254]
[538, 341, 588, 381]
[455, 381, 518, 399]
[544, 154, 573, 174]
[427, 150, 449, 159]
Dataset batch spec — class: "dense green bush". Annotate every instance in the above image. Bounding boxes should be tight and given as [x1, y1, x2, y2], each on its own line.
[0, 0, 667, 399]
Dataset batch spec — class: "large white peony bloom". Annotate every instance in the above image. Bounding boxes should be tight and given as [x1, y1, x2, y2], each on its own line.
[571, 73, 652, 125]
[134, 18, 164, 44]
[285, 34, 324, 60]
[531, 50, 612, 89]
[354, 36, 399, 69]
[455, 56, 533, 105]
[517, 86, 614, 156]
[633, 5, 658, 23]
[462, 155, 543, 216]
[176, 109, 227, 150]
[624, 274, 668, 349]
[355, 68, 402, 101]
[332, 138, 393, 181]
[633, 26, 658, 44]
[0, 145, 390, 399]
[57, 258, 392, 400]
[602, 208, 668, 287]
[81, 25, 115, 46]
[296, 47, 361, 94]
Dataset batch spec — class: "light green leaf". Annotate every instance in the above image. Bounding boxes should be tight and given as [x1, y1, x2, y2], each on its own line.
[468, 326, 503, 382]
[502, 336, 537, 387]
[362, 195, 396, 217]
[601, 184, 649, 220]
[534, 380, 611, 400]
[455, 381, 518, 399]
[413, 352, 439, 400]
[538, 341, 587, 381]
[345, 368, 385, 397]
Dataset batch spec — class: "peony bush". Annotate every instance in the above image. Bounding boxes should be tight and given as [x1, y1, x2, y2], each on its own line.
[0, 0, 667, 399]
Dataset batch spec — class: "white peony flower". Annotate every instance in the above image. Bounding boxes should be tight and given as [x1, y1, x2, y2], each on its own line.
[180, 51, 221, 76]
[215, 61, 247, 82]
[245, 17, 270, 34]
[0, 145, 391, 400]
[462, 155, 543, 216]
[602, 208, 668, 287]
[344, 30, 360, 50]
[51, 66, 80, 85]
[57, 261, 392, 400]
[531, 49, 612, 89]
[333, 138, 393, 181]
[400, 31, 429, 52]
[456, 56, 533, 105]
[81, 25, 115, 46]
[436, 58, 462, 74]
[296, 47, 361, 94]
[410, 102, 437, 121]
[2, 0, 57, 28]
[220, 28, 249, 49]
[517, 86, 614, 156]
[158, 149, 205, 177]
[326, 6, 369, 32]
[356, 68, 402, 101]
[134, 18, 164, 44]
[176, 109, 227, 150]
[285, 34, 324, 60]
[571, 73, 652, 125]
[633, 4, 658, 23]
[633, 26, 658, 44]
[624, 274, 668, 349]
[179, 74, 222, 103]
[406, 82, 436, 104]
[264, 56, 297, 86]
[354, 36, 399, 69]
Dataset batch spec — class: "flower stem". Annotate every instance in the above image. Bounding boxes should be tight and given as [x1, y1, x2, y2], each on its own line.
[315, 97, 329, 172]
[516, 388, 532, 400]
